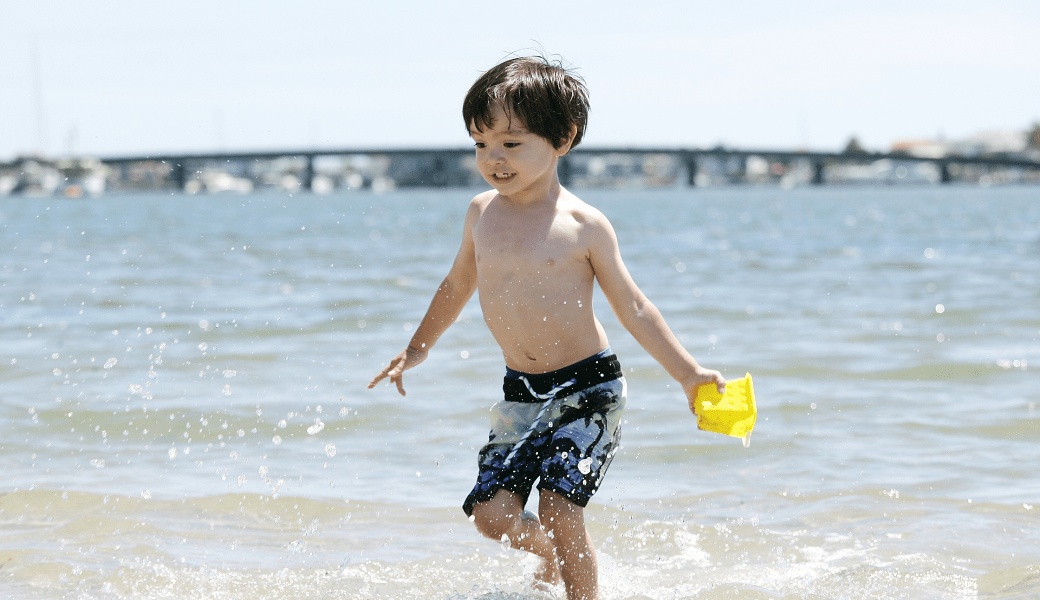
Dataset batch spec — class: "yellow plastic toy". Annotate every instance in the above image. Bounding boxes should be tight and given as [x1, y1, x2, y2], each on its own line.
[693, 373, 757, 447]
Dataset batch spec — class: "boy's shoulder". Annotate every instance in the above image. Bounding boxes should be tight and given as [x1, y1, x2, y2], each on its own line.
[558, 189, 611, 229]
[464, 189, 612, 232]
[470, 189, 498, 206]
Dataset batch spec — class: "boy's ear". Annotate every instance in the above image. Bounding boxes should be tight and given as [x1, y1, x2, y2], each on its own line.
[556, 124, 579, 157]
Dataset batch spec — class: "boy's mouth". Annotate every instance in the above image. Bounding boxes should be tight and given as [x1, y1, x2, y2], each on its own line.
[492, 172, 515, 182]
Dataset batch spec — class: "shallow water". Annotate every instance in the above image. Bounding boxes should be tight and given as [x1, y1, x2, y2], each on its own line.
[1, 185, 1038, 599]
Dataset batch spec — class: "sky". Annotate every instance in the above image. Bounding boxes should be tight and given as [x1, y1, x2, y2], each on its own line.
[2, 0, 1039, 160]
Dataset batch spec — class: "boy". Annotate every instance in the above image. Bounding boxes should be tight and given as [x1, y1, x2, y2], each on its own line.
[368, 55, 725, 600]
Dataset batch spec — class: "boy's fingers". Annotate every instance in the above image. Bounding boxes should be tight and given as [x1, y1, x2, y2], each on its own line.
[368, 362, 398, 389]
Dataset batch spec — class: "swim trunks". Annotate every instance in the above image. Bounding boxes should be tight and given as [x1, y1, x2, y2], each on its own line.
[463, 349, 626, 516]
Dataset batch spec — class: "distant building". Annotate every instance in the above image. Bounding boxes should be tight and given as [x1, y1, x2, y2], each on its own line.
[891, 128, 1029, 158]
[890, 139, 950, 159]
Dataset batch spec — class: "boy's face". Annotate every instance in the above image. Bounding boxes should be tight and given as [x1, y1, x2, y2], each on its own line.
[469, 105, 567, 199]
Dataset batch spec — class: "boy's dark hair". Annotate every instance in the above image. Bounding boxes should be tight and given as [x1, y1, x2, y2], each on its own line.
[463, 55, 590, 151]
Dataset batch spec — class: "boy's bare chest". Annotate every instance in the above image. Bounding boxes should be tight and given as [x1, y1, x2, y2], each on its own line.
[473, 209, 587, 276]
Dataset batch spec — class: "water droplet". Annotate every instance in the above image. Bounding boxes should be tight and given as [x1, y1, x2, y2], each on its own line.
[168, 448, 177, 459]
[307, 419, 325, 435]
[198, 342, 208, 352]
[578, 457, 593, 474]
[272, 435, 282, 444]
[52, 368, 62, 376]
[103, 358, 117, 369]
[935, 304, 945, 314]
[325, 444, 337, 457]
[223, 385, 232, 396]
[742, 432, 752, 448]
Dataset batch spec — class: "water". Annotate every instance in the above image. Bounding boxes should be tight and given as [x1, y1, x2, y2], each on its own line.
[1, 185, 1038, 599]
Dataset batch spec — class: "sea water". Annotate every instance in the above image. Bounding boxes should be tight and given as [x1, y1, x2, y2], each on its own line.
[1, 185, 1038, 599]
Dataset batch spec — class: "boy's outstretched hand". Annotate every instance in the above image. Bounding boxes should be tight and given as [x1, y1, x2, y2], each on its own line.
[681, 366, 726, 414]
[368, 346, 428, 396]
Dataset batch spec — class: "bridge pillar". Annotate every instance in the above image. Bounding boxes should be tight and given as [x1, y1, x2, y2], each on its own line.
[559, 155, 572, 186]
[812, 161, 825, 185]
[303, 155, 314, 191]
[683, 153, 698, 187]
[172, 161, 187, 190]
[939, 160, 951, 184]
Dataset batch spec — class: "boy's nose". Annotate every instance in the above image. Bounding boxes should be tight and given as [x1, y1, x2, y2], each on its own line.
[485, 147, 505, 163]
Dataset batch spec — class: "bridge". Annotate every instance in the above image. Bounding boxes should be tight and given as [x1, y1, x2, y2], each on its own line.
[97, 145, 1040, 191]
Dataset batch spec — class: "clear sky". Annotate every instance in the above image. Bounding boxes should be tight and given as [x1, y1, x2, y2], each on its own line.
[3, 0, 1038, 160]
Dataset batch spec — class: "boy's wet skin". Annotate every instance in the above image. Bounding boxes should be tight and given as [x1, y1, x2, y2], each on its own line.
[471, 181, 609, 372]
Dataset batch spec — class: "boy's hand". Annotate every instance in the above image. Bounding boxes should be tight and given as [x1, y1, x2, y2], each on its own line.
[368, 346, 428, 396]
[681, 367, 726, 413]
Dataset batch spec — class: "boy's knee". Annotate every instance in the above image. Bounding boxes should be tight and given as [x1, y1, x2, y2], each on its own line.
[470, 502, 517, 540]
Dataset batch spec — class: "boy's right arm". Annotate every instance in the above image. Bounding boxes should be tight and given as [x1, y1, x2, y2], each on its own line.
[367, 197, 483, 396]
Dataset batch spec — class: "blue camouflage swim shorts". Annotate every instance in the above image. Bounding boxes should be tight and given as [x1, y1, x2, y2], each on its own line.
[463, 349, 626, 516]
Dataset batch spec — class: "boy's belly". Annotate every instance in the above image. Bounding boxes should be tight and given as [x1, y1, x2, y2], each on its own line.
[480, 301, 609, 373]
[476, 249, 605, 372]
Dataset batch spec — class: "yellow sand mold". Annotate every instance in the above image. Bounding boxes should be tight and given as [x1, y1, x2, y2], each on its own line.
[694, 373, 757, 447]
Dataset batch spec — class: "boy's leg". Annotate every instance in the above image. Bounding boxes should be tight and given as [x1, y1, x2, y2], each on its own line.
[539, 489, 598, 600]
[469, 489, 561, 586]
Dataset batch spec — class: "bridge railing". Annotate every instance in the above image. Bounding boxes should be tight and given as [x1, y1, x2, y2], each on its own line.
[75, 146, 1040, 193]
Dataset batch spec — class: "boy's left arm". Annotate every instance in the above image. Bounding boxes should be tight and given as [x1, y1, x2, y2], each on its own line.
[586, 212, 725, 404]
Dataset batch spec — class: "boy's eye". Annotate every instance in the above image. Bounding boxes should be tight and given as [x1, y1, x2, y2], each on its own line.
[473, 142, 486, 149]
[504, 142, 520, 148]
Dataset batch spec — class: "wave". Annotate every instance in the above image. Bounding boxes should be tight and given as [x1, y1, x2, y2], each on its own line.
[2, 488, 1038, 600]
